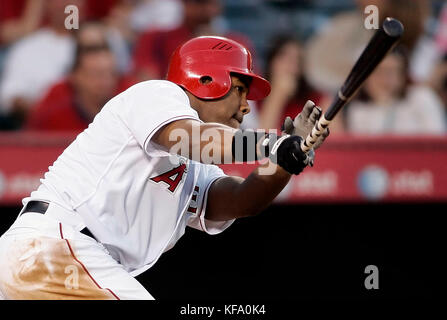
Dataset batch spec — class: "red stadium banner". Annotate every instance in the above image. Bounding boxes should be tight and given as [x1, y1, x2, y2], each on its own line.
[0, 132, 446, 205]
[221, 135, 447, 203]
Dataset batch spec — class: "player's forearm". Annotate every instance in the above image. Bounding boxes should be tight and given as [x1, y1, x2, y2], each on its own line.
[154, 120, 238, 164]
[206, 163, 291, 221]
[236, 163, 292, 217]
[189, 122, 237, 163]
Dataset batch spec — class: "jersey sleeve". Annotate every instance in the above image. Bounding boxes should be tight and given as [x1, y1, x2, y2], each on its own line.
[186, 164, 235, 235]
[119, 80, 201, 156]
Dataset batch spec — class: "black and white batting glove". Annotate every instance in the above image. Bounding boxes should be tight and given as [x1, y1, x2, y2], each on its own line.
[260, 134, 314, 175]
[282, 100, 329, 151]
[231, 129, 314, 174]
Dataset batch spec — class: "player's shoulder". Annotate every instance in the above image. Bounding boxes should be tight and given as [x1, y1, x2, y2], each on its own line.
[124, 80, 189, 107]
[103, 79, 192, 119]
[124, 80, 185, 96]
[117, 79, 188, 106]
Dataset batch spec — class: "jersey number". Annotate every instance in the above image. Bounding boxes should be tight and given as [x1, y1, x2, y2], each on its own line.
[150, 164, 186, 193]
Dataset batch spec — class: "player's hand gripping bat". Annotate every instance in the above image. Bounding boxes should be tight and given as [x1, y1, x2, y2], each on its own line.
[300, 17, 404, 153]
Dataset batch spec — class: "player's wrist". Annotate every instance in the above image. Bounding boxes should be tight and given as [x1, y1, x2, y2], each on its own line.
[269, 135, 310, 175]
[231, 129, 269, 162]
[231, 130, 312, 175]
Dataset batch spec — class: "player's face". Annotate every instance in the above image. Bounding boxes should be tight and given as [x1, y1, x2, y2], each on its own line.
[191, 76, 251, 128]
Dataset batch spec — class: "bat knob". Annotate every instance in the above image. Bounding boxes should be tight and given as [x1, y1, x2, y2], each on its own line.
[383, 17, 404, 38]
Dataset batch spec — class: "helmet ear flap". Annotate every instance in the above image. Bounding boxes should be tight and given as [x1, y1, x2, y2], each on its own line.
[199, 76, 213, 85]
[190, 69, 232, 100]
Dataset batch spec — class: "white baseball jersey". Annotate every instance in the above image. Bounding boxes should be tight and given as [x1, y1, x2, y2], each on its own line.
[23, 80, 234, 276]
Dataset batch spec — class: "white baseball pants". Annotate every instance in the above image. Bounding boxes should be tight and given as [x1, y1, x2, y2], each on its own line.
[0, 205, 154, 300]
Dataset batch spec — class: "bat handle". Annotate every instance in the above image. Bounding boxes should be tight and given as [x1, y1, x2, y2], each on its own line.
[300, 114, 332, 153]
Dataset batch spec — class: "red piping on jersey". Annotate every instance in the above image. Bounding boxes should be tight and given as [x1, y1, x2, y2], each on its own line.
[59, 223, 120, 300]
[187, 206, 197, 213]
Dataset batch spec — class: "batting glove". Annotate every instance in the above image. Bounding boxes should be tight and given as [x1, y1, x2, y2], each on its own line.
[282, 100, 330, 151]
[261, 134, 313, 175]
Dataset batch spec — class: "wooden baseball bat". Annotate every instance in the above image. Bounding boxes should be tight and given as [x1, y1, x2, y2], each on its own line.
[301, 17, 404, 153]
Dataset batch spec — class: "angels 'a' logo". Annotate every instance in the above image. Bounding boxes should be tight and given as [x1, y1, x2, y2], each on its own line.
[150, 164, 186, 193]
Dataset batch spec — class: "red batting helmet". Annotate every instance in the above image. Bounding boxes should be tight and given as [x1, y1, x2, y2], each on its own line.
[166, 36, 271, 100]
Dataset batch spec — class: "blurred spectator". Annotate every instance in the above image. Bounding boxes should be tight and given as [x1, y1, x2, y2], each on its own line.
[76, 21, 109, 47]
[435, 3, 447, 54]
[132, 0, 254, 81]
[85, 0, 121, 20]
[429, 1, 447, 110]
[130, 0, 183, 32]
[303, 0, 377, 94]
[428, 54, 447, 119]
[344, 47, 446, 135]
[102, 0, 139, 73]
[380, 0, 430, 52]
[257, 35, 329, 131]
[99, 0, 184, 74]
[382, 0, 439, 84]
[26, 44, 132, 132]
[0, 0, 86, 127]
[304, 0, 438, 94]
[77, 20, 132, 73]
[0, 0, 45, 46]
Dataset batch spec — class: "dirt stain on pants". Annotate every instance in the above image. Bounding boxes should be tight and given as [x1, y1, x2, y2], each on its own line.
[0, 236, 116, 300]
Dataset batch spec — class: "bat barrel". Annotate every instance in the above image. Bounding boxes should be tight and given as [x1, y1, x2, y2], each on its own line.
[324, 17, 404, 121]
[301, 18, 404, 152]
[383, 17, 405, 38]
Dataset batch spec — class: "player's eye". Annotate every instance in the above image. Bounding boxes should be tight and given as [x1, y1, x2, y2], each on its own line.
[234, 86, 245, 94]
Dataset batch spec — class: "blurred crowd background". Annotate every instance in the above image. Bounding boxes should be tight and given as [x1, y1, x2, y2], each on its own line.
[0, 0, 446, 135]
[0, 1, 446, 300]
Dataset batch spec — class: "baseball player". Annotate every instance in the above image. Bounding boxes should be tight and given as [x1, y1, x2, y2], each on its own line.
[0, 36, 329, 300]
